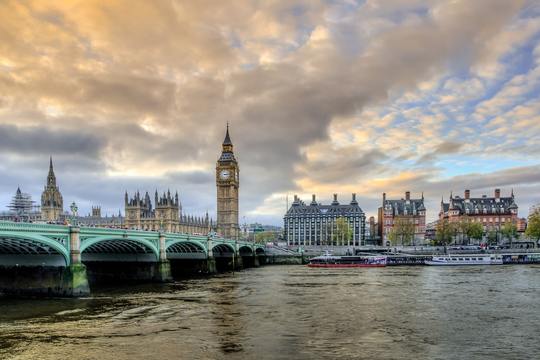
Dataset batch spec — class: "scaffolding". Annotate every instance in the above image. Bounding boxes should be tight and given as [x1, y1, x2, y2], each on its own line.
[4, 187, 40, 221]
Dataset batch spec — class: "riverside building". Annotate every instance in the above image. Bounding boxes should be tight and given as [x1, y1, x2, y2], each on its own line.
[439, 189, 518, 232]
[378, 191, 427, 245]
[283, 194, 366, 246]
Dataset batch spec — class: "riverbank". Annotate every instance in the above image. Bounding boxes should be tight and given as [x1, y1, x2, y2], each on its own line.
[267, 252, 540, 266]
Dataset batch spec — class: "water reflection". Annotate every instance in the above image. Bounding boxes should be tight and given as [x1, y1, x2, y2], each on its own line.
[207, 275, 246, 354]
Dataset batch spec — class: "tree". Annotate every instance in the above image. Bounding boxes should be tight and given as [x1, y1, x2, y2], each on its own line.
[501, 222, 518, 247]
[254, 231, 277, 244]
[467, 222, 484, 244]
[388, 217, 415, 246]
[525, 210, 540, 244]
[332, 217, 353, 246]
[486, 230, 498, 245]
[458, 216, 471, 245]
[435, 219, 453, 246]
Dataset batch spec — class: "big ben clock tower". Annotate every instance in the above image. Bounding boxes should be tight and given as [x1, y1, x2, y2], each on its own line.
[216, 124, 240, 239]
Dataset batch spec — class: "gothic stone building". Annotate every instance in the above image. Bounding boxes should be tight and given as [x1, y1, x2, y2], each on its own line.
[439, 189, 518, 232]
[284, 194, 366, 247]
[124, 190, 211, 234]
[378, 191, 426, 245]
[216, 124, 240, 239]
[75, 206, 124, 228]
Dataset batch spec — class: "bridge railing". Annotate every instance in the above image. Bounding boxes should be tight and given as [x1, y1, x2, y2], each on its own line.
[0, 221, 70, 233]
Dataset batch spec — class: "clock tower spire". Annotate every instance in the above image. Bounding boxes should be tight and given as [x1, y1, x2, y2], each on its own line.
[216, 123, 240, 239]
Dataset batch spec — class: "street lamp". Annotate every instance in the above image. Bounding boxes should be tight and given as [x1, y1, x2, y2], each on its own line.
[70, 201, 78, 226]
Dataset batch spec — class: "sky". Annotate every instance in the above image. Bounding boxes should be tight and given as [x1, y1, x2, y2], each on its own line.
[1, 0, 540, 225]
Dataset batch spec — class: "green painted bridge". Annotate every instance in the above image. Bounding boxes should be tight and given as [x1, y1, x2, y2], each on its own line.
[0, 221, 266, 297]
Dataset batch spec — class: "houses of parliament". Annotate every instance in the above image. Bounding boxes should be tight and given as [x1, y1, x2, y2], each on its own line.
[1, 125, 241, 240]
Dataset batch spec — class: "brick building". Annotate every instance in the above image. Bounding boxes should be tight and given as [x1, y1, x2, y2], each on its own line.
[378, 191, 426, 245]
[439, 189, 518, 232]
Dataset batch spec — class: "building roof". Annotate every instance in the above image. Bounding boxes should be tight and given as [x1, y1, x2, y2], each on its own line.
[218, 123, 236, 163]
[384, 198, 425, 216]
[223, 123, 232, 145]
[442, 194, 518, 216]
[285, 195, 365, 217]
[218, 151, 236, 162]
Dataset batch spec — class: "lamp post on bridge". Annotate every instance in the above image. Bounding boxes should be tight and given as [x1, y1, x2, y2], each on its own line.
[70, 202, 79, 227]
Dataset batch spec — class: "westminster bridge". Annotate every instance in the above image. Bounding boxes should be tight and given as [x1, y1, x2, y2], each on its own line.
[0, 221, 266, 297]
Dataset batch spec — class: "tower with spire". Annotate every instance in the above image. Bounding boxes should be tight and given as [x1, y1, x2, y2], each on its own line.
[216, 123, 240, 239]
[41, 157, 64, 221]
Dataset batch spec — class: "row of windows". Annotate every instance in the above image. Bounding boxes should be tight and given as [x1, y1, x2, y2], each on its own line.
[385, 219, 422, 225]
[285, 215, 364, 219]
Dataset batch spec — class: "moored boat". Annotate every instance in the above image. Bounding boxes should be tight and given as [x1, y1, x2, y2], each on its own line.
[425, 254, 503, 266]
[308, 251, 387, 268]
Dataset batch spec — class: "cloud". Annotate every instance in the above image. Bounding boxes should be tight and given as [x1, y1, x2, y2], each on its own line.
[417, 141, 464, 163]
[0, 0, 539, 225]
[0, 124, 104, 156]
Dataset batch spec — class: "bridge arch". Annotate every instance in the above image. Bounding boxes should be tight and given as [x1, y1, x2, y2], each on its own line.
[80, 236, 159, 262]
[166, 240, 207, 259]
[255, 247, 266, 255]
[212, 243, 236, 257]
[0, 233, 69, 266]
[239, 245, 254, 256]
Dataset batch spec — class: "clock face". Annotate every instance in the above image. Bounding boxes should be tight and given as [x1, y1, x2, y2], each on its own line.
[220, 169, 230, 180]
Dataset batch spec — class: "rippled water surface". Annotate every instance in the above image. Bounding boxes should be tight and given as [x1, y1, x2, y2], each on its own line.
[1, 265, 540, 359]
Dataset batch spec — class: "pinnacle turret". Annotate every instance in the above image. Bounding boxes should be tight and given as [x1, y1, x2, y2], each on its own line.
[47, 156, 57, 187]
[223, 122, 232, 145]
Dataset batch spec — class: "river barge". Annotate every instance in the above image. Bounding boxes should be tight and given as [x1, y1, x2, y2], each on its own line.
[308, 252, 387, 268]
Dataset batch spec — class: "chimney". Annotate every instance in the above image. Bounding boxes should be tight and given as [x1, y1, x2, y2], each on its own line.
[333, 194, 337, 201]
[465, 189, 470, 200]
[352, 193, 356, 201]
[312, 194, 316, 202]
[405, 191, 410, 201]
[383, 192, 386, 204]
[495, 188, 500, 199]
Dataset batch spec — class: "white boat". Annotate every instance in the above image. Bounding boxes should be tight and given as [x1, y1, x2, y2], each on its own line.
[425, 254, 503, 266]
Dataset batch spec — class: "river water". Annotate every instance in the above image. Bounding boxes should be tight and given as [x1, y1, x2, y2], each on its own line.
[1, 265, 539, 360]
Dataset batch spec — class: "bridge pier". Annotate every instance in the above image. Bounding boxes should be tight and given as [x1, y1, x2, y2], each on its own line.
[254, 255, 260, 267]
[156, 232, 172, 282]
[234, 253, 243, 270]
[67, 227, 90, 296]
[204, 238, 217, 274]
[204, 257, 217, 274]
[62, 263, 90, 297]
[0, 264, 90, 297]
